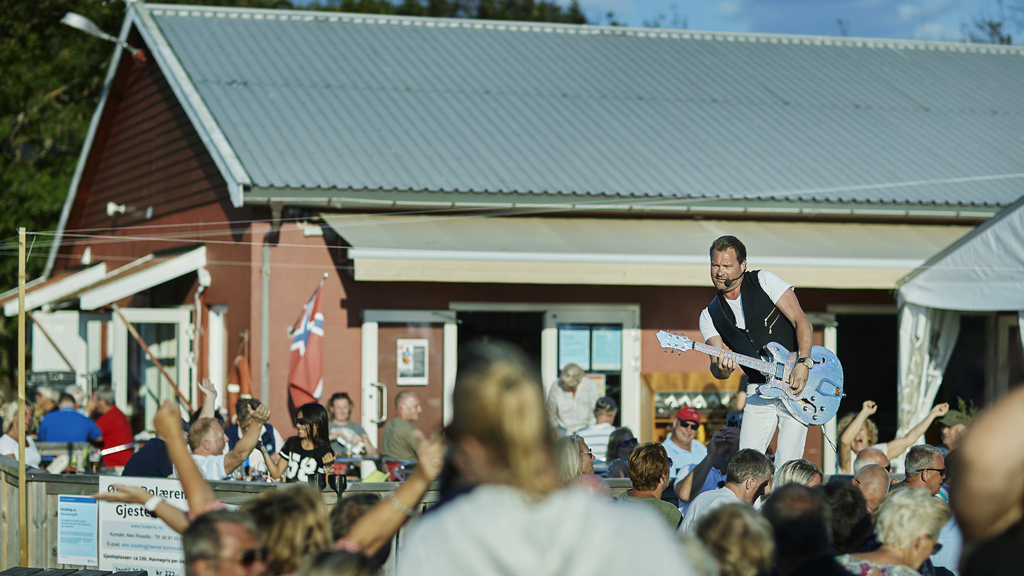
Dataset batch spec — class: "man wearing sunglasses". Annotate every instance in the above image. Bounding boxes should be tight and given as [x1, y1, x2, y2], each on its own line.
[184, 511, 267, 576]
[662, 406, 708, 482]
[901, 444, 945, 496]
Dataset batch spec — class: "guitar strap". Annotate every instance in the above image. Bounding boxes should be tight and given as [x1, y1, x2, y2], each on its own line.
[707, 291, 759, 359]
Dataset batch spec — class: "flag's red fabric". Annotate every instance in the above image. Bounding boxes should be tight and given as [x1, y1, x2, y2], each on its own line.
[288, 281, 324, 408]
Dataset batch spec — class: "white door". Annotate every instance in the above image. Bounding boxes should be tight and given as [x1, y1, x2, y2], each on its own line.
[112, 308, 194, 429]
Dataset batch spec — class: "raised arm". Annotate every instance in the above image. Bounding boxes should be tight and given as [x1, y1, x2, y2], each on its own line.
[154, 400, 215, 516]
[886, 403, 948, 460]
[197, 379, 218, 420]
[344, 437, 444, 555]
[223, 405, 269, 475]
[839, 401, 877, 474]
[953, 385, 1024, 542]
[93, 484, 190, 534]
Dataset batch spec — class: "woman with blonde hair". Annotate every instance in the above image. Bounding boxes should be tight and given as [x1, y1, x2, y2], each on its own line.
[838, 488, 952, 575]
[837, 400, 948, 474]
[775, 458, 823, 488]
[0, 402, 41, 467]
[396, 341, 696, 576]
[555, 434, 594, 485]
[695, 504, 773, 576]
[241, 484, 332, 576]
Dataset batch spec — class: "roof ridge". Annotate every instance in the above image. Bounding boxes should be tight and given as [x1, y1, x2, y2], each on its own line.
[142, 3, 1024, 56]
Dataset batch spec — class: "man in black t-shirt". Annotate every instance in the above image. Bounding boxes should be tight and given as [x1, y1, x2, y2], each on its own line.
[122, 435, 173, 478]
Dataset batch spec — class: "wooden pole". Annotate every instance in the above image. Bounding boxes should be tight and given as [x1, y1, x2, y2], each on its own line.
[112, 305, 193, 411]
[26, 311, 78, 373]
[17, 228, 27, 566]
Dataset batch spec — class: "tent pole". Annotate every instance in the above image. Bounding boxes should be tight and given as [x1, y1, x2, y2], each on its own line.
[17, 229, 27, 566]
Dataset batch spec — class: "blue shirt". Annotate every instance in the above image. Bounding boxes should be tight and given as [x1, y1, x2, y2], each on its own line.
[38, 407, 102, 443]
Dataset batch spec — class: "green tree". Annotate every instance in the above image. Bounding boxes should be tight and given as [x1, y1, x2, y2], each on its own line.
[963, 0, 1014, 44]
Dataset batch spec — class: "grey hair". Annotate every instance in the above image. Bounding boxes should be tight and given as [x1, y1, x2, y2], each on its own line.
[555, 435, 585, 486]
[775, 459, 823, 488]
[875, 488, 951, 549]
[725, 449, 773, 485]
[95, 385, 116, 406]
[64, 385, 85, 406]
[35, 386, 60, 404]
[183, 511, 258, 576]
[904, 444, 942, 477]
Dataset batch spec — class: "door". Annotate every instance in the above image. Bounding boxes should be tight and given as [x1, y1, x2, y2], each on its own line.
[361, 310, 457, 449]
[113, 308, 194, 431]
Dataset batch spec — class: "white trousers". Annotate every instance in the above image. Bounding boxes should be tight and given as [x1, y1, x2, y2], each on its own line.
[739, 391, 809, 472]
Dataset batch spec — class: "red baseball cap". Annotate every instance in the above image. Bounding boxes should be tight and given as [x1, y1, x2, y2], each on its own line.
[676, 406, 701, 424]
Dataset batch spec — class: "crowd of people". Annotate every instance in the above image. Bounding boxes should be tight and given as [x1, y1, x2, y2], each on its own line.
[37, 339, 1000, 576]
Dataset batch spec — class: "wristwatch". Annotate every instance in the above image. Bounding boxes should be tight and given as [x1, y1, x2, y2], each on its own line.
[797, 357, 814, 370]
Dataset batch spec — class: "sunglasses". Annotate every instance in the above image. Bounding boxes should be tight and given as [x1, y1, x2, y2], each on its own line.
[580, 450, 595, 460]
[676, 421, 700, 430]
[618, 438, 639, 448]
[931, 542, 943, 556]
[222, 547, 267, 567]
[296, 417, 312, 426]
[920, 468, 947, 478]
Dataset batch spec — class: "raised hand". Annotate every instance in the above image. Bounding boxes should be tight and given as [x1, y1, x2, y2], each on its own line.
[862, 401, 878, 415]
[153, 400, 182, 437]
[251, 404, 270, 425]
[931, 403, 950, 418]
[414, 436, 446, 482]
[198, 378, 217, 398]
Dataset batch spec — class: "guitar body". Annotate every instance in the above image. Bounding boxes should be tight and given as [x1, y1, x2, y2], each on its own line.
[654, 330, 845, 425]
[755, 343, 844, 425]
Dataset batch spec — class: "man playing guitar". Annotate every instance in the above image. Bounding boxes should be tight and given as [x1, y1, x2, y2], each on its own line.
[700, 235, 815, 471]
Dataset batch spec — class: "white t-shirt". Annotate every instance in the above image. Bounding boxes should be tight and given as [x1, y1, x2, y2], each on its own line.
[177, 453, 228, 481]
[397, 484, 697, 576]
[699, 270, 794, 341]
[679, 467, 727, 517]
[662, 437, 708, 480]
[576, 422, 617, 462]
[0, 434, 41, 468]
[679, 486, 741, 534]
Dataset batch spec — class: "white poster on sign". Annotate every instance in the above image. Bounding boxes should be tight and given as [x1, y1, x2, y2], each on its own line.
[58, 495, 98, 565]
[98, 476, 189, 576]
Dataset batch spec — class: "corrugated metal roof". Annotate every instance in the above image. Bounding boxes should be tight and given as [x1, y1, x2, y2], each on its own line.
[142, 5, 1024, 207]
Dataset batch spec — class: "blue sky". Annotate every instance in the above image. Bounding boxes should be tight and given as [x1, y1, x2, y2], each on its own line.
[573, 0, 1016, 42]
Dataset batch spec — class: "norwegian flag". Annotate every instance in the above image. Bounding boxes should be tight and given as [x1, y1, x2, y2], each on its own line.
[288, 278, 325, 408]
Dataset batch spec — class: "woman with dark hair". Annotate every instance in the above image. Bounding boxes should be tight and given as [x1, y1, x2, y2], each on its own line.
[604, 427, 637, 479]
[263, 402, 336, 483]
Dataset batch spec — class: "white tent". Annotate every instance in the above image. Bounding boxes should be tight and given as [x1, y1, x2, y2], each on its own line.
[895, 195, 1024, 436]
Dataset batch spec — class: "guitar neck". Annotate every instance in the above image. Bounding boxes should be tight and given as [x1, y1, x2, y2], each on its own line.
[691, 342, 772, 375]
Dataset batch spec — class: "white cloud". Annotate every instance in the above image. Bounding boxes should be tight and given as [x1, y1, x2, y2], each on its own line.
[718, 1, 741, 17]
[913, 21, 960, 41]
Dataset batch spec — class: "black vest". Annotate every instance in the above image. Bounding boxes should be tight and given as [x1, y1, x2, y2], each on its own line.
[707, 270, 797, 383]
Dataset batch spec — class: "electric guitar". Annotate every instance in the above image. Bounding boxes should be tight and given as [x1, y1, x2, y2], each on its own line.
[655, 330, 845, 425]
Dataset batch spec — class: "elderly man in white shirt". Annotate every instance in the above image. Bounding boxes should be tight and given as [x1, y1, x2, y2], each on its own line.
[547, 364, 600, 435]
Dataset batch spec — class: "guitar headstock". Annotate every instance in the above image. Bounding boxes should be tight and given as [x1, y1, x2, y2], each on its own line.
[656, 330, 694, 354]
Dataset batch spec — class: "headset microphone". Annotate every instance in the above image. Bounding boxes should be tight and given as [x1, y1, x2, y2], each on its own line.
[722, 270, 744, 288]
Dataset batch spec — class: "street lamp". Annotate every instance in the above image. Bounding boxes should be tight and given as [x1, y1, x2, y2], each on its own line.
[61, 12, 147, 64]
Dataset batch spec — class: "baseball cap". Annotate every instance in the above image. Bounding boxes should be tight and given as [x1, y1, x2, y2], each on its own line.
[676, 406, 701, 424]
[939, 410, 970, 428]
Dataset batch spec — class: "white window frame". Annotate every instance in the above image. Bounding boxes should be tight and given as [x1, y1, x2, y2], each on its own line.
[112, 307, 193, 426]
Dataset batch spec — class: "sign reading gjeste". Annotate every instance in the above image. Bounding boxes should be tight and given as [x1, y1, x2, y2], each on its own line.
[98, 476, 188, 576]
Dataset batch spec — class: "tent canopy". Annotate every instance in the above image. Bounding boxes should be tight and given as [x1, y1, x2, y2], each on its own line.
[898, 195, 1024, 311]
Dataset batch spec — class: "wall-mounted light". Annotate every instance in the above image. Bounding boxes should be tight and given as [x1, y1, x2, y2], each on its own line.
[61, 12, 147, 64]
[106, 201, 126, 217]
